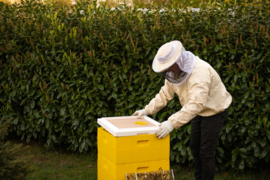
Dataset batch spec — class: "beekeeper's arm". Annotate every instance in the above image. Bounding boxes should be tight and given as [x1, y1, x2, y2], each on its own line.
[142, 80, 175, 115]
[132, 80, 175, 118]
[168, 67, 211, 129]
[156, 67, 211, 138]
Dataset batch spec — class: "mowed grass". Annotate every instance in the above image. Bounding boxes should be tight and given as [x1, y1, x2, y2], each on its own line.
[17, 141, 97, 180]
[15, 140, 270, 180]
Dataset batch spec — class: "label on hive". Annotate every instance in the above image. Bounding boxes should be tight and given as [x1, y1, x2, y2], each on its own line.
[97, 116, 160, 137]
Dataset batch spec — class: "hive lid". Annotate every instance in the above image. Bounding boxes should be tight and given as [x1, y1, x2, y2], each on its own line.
[97, 116, 160, 137]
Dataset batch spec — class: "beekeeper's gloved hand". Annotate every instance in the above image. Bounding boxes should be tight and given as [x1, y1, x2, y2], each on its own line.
[132, 109, 148, 119]
[156, 121, 174, 139]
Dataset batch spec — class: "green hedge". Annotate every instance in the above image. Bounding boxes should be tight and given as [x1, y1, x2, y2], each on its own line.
[0, 0, 270, 170]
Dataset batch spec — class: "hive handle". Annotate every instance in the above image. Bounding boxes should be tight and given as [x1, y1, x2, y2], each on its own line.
[137, 166, 149, 172]
[137, 140, 149, 147]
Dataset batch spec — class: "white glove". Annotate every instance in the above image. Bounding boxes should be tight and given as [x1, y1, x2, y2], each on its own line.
[156, 121, 174, 139]
[132, 109, 148, 119]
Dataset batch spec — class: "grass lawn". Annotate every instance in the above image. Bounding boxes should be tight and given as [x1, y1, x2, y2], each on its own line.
[16, 140, 270, 180]
[18, 141, 97, 180]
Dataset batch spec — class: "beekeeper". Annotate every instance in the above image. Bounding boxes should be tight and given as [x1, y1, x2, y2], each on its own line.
[132, 40, 232, 180]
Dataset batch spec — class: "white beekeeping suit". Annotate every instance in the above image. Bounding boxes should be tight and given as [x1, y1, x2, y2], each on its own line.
[133, 40, 231, 136]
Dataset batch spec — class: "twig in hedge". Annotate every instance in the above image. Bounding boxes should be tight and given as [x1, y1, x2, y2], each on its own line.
[87, 51, 93, 58]
[196, 45, 200, 51]
[129, 72, 133, 83]
[39, 82, 44, 92]
[123, 31, 127, 39]
[19, 70, 22, 79]
[203, 36, 207, 46]
[240, 34, 243, 47]
[101, 42, 105, 50]
[102, 52, 107, 58]
[61, 83, 65, 89]
[226, 35, 231, 49]
[43, 81, 47, 89]
[130, 35, 134, 48]
[235, 38, 238, 51]
[106, 72, 113, 88]
[181, 35, 186, 44]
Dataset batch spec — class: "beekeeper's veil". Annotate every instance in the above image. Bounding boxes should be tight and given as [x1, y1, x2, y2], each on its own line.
[152, 40, 196, 85]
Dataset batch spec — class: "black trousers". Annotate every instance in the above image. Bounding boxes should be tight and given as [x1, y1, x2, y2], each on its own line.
[189, 109, 228, 180]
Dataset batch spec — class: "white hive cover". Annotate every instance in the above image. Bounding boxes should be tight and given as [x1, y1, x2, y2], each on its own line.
[97, 116, 160, 137]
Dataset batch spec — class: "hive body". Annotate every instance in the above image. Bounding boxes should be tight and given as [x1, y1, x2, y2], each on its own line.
[97, 127, 170, 180]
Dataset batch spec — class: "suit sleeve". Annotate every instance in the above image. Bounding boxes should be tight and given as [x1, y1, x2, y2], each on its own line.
[144, 80, 175, 115]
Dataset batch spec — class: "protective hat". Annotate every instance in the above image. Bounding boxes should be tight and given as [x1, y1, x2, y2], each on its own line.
[152, 40, 196, 85]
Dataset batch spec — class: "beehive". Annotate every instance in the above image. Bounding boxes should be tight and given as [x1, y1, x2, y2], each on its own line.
[97, 116, 170, 180]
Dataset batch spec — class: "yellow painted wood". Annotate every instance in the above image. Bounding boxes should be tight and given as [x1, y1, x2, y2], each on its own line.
[98, 127, 170, 164]
[97, 127, 170, 180]
[98, 152, 170, 180]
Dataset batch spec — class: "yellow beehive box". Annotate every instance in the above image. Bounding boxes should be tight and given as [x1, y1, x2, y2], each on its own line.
[98, 127, 170, 164]
[98, 152, 170, 180]
[97, 116, 170, 180]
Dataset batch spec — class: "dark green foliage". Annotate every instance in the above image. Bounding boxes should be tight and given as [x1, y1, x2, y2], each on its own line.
[0, 0, 270, 170]
[0, 118, 33, 179]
